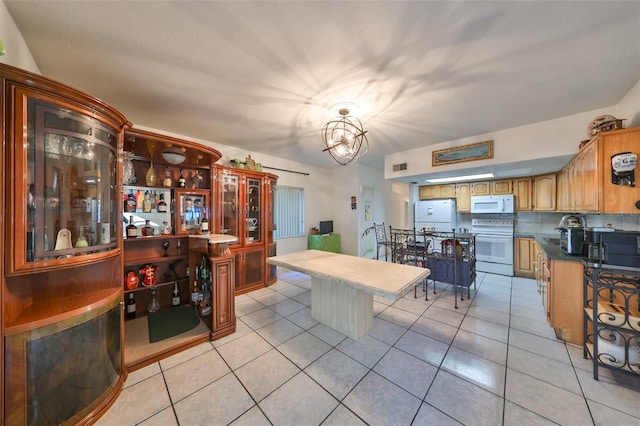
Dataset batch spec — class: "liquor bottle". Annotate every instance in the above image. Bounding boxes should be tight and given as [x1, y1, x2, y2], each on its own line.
[178, 169, 186, 188]
[126, 215, 138, 238]
[156, 193, 168, 213]
[172, 282, 181, 306]
[143, 190, 152, 213]
[135, 189, 144, 210]
[150, 190, 157, 210]
[142, 219, 154, 236]
[163, 167, 172, 187]
[190, 280, 200, 306]
[124, 191, 137, 212]
[126, 293, 136, 319]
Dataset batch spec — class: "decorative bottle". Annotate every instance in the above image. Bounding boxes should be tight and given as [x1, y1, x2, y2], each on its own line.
[135, 189, 144, 210]
[163, 167, 172, 187]
[178, 169, 186, 188]
[126, 293, 136, 319]
[172, 282, 181, 306]
[200, 207, 209, 234]
[126, 215, 138, 238]
[145, 162, 157, 186]
[142, 219, 154, 237]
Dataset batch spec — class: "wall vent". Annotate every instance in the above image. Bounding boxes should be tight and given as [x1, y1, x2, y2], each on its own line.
[392, 162, 407, 172]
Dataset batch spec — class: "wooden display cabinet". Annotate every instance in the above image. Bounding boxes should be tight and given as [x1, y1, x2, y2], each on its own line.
[1, 64, 129, 425]
[214, 166, 278, 293]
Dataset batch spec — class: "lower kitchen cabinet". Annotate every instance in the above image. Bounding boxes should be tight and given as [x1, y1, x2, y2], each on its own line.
[234, 246, 265, 294]
[514, 237, 535, 278]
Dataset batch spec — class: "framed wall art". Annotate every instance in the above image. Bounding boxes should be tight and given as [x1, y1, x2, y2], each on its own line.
[432, 140, 493, 166]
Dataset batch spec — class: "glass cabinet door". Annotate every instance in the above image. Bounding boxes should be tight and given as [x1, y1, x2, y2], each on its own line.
[221, 173, 239, 238]
[13, 92, 120, 272]
[246, 177, 262, 244]
[175, 190, 208, 235]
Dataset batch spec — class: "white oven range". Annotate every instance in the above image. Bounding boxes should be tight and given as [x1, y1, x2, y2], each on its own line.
[471, 218, 515, 276]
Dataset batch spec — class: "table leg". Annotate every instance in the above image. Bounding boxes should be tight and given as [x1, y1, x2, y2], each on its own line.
[310, 277, 374, 340]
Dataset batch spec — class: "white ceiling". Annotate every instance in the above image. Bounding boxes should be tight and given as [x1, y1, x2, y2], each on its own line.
[4, 1, 640, 173]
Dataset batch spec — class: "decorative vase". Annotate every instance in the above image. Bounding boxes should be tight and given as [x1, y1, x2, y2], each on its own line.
[123, 151, 136, 185]
[145, 162, 157, 186]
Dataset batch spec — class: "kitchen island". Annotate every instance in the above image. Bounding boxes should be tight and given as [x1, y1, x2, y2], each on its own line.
[267, 250, 430, 340]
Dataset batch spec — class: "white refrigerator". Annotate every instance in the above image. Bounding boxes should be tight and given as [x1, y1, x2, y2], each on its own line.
[414, 199, 457, 233]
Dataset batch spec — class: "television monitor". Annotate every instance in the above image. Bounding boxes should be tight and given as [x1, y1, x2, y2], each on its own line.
[319, 220, 333, 235]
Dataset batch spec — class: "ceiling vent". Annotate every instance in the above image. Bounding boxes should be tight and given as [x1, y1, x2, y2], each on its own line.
[392, 162, 407, 172]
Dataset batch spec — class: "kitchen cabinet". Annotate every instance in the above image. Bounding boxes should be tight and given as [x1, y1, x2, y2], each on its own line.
[533, 173, 557, 211]
[455, 183, 471, 212]
[418, 184, 456, 199]
[513, 178, 533, 211]
[491, 179, 513, 194]
[214, 165, 278, 293]
[1, 64, 129, 425]
[583, 264, 640, 380]
[470, 181, 490, 196]
[533, 241, 583, 345]
[514, 237, 535, 278]
[556, 127, 640, 214]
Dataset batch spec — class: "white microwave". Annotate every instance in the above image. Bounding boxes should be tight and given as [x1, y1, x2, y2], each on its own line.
[470, 195, 515, 214]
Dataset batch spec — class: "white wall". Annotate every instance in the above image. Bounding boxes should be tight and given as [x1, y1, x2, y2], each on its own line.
[0, 1, 39, 72]
[615, 79, 640, 128]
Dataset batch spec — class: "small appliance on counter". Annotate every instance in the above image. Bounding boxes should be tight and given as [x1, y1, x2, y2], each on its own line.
[588, 229, 640, 268]
[557, 215, 587, 255]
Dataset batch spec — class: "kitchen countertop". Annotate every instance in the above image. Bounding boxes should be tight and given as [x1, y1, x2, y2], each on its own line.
[515, 232, 587, 262]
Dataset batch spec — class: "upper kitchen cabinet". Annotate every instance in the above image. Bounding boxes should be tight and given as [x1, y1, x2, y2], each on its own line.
[214, 165, 278, 293]
[513, 177, 533, 211]
[418, 184, 456, 200]
[557, 127, 640, 214]
[470, 179, 512, 196]
[455, 183, 471, 212]
[533, 173, 557, 211]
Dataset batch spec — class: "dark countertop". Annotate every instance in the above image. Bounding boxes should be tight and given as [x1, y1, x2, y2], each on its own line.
[515, 232, 587, 263]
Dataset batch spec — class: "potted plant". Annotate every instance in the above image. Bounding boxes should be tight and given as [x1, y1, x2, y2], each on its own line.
[309, 226, 319, 235]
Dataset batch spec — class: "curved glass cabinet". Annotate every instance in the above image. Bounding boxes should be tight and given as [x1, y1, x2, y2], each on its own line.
[10, 90, 120, 273]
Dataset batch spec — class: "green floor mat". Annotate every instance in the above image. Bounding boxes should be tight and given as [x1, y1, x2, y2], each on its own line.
[147, 306, 200, 343]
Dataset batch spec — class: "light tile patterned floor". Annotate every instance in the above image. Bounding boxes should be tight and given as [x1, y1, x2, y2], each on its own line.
[97, 268, 640, 425]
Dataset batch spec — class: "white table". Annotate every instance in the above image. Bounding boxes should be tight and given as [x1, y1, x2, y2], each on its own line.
[267, 250, 430, 340]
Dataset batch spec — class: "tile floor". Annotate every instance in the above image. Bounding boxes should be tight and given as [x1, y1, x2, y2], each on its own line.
[97, 269, 640, 425]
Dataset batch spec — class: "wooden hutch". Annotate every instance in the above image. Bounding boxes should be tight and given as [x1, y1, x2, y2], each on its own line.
[1, 64, 278, 424]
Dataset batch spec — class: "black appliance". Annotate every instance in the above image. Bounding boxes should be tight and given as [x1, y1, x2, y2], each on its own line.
[559, 228, 586, 255]
[591, 231, 640, 268]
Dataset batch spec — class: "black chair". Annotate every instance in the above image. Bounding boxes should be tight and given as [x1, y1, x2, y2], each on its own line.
[374, 223, 393, 261]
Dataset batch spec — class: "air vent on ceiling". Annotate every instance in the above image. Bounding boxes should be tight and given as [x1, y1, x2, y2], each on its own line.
[392, 162, 407, 172]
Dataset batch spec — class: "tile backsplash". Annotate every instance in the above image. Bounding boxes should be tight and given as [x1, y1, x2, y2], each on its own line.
[514, 212, 640, 235]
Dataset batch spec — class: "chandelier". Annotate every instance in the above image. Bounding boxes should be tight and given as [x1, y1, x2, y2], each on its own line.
[322, 108, 369, 165]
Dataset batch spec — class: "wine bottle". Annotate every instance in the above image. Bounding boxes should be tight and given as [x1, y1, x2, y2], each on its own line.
[126, 215, 138, 238]
[126, 293, 136, 319]
[200, 207, 209, 234]
[178, 169, 186, 188]
[172, 282, 181, 306]
[191, 279, 200, 306]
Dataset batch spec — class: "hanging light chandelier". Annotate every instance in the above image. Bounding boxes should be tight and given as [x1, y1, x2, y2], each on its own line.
[322, 108, 369, 166]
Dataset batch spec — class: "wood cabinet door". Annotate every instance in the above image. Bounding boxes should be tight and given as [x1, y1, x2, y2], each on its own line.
[470, 181, 490, 196]
[491, 179, 513, 194]
[234, 247, 265, 292]
[580, 141, 600, 212]
[556, 167, 570, 212]
[455, 183, 470, 212]
[514, 238, 535, 278]
[419, 185, 438, 199]
[601, 129, 640, 214]
[513, 178, 532, 211]
[549, 260, 584, 345]
[210, 255, 236, 339]
[439, 184, 456, 198]
[533, 174, 557, 211]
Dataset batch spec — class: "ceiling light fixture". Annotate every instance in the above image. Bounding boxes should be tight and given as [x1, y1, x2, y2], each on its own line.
[426, 173, 495, 183]
[322, 108, 369, 166]
[161, 145, 186, 164]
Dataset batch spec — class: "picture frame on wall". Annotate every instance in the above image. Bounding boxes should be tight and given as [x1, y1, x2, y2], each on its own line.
[432, 140, 493, 166]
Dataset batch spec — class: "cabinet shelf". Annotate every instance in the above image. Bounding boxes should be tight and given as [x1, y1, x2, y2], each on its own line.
[124, 253, 187, 268]
[125, 277, 189, 294]
[4, 287, 121, 336]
